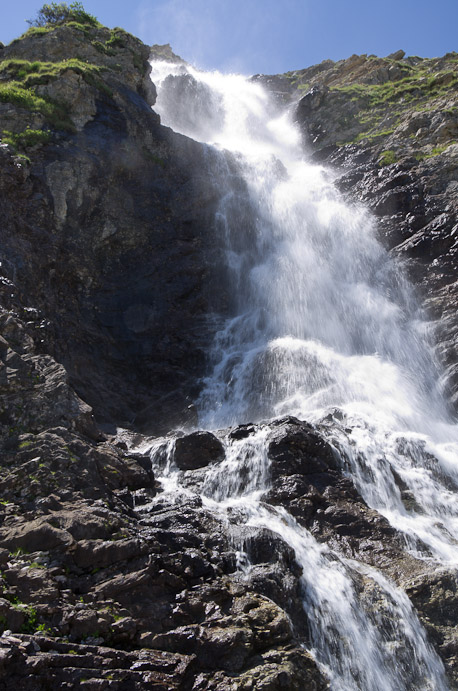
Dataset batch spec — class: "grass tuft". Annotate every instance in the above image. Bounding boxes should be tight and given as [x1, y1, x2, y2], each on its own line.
[378, 149, 398, 166]
[2, 127, 51, 151]
[0, 57, 112, 130]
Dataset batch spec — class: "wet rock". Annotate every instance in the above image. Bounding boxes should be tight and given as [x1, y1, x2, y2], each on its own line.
[259, 418, 423, 579]
[229, 424, 257, 440]
[242, 528, 302, 578]
[404, 570, 458, 686]
[268, 417, 339, 476]
[174, 431, 225, 470]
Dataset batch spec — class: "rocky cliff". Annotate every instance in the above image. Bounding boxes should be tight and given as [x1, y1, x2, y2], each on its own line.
[0, 17, 457, 691]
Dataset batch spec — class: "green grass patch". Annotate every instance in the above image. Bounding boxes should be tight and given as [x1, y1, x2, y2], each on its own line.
[378, 149, 398, 166]
[18, 605, 38, 633]
[18, 440, 33, 449]
[11, 547, 28, 558]
[9, 26, 55, 44]
[0, 57, 111, 128]
[329, 61, 457, 147]
[106, 34, 125, 49]
[65, 20, 91, 35]
[338, 126, 396, 147]
[353, 127, 395, 143]
[0, 82, 74, 130]
[416, 141, 457, 160]
[90, 27, 133, 56]
[0, 82, 51, 112]
[36, 622, 53, 635]
[92, 40, 115, 56]
[15, 154, 31, 164]
[2, 128, 51, 152]
[331, 68, 458, 110]
[0, 57, 105, 85]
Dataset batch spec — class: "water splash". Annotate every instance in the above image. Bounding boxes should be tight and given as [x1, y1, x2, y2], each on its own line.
[147, 59, 457, 688]
[140, 428, 448, 691]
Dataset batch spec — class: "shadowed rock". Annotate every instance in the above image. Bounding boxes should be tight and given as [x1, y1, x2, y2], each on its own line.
[174, 431, 225, 470]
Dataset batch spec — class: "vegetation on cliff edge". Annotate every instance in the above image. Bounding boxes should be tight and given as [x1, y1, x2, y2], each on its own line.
[286, 51, 458, 160]
[27, 2, 100, 30]
[0, 3, 150, 154]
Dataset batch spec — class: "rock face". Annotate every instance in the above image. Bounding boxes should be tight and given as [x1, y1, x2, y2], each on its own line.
[1, 19, 458, 691]
[0, 24, 237, 435]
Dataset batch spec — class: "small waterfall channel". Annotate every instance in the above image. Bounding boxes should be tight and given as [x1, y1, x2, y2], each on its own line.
[137, 59, 458, 689]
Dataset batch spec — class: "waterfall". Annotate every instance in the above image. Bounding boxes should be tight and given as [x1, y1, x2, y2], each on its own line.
[147, 59, 458, 689]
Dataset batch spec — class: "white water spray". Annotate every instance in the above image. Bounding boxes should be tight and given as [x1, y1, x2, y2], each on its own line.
[147, 59, 458, 689]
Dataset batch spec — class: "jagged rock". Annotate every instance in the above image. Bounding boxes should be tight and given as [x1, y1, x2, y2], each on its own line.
[387, 49, 406, 60]
[404, 570, 458, 686]
[267, 416, 339, 476]
[73, 538, 148, 569]
[258, 417, 424, 578]
[229, 424, 256, 440]
[296, 85, 329, 118]
[3, 24, 152, 98]
[0, 633, 197, 690]
[0, 518, 73, 552]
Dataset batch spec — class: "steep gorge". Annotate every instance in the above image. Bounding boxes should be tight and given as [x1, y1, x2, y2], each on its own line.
[0, 20, 457, 691]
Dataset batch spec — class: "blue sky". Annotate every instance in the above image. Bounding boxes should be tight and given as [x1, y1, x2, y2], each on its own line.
[2, 0, 457, 75]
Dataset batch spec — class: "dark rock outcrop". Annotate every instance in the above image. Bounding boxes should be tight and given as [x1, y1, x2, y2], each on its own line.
[174, 431, 225, 470]
[0, 24, 238, 435]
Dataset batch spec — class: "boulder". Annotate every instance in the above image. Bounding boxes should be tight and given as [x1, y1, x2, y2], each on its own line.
[174, 431, 225, 470]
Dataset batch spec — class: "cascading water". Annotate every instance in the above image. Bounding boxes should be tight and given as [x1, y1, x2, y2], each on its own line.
[146, 59, 458, 689]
